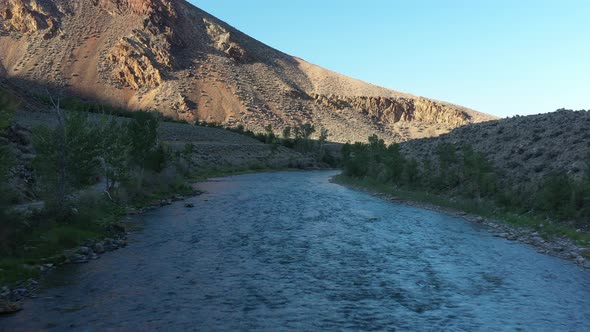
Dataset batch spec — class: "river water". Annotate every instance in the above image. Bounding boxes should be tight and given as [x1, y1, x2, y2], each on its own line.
[2, 170, 590, 331]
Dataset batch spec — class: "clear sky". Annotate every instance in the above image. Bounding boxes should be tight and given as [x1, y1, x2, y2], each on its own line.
[189, 0, 590, 118]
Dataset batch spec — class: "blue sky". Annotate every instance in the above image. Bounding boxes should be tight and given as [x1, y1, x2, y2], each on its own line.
[190, 1, 590, 117]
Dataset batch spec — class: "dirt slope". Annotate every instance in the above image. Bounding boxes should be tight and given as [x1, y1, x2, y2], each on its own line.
[0, 0, 496, 143]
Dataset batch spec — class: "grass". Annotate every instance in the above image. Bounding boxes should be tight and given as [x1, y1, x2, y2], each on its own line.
[333, 174, 590, 245]
[0, 197, 123, 286]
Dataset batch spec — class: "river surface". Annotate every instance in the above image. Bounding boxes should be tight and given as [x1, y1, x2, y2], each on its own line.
[2, 170, 590, 331]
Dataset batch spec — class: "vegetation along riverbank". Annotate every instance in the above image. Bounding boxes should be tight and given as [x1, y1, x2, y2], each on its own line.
[0, 89, 334, 313]
[334, 133, 590, 268]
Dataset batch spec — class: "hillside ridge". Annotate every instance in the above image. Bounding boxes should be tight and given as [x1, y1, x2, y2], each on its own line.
[0, 0, 497, 142]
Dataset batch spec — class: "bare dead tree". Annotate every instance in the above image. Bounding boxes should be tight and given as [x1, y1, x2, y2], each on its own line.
[46, 89, 67, 214]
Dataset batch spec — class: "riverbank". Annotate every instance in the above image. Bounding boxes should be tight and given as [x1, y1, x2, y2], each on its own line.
[3, 170, 588, 330]
[0, 185, 201, 314]
[0, 166, 328, 314]
[332, 174, 590, 269]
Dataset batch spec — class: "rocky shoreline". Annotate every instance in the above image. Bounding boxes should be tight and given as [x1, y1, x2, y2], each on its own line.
[0, 224, 130, 314]
[338, 182, 590, 270]
[0, 191, 203, 315]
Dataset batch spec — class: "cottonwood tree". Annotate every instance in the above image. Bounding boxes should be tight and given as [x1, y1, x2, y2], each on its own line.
[282, 126, 291, 140]
[125, 111, 166, 188]
[33, 95, 100, 215]
[97, 117, 130, 194]
[0, 89, 17, 205]
[317, 127, 329, 160]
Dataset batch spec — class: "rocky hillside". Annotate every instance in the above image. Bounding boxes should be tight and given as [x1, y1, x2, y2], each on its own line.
[0, 0, 496, 143]
[400, 109, 590, 186]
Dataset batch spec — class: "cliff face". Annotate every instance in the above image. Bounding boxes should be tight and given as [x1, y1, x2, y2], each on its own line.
[313, 94, 472, 127]
[0, 0, 59, 38]
[0, 0, 496, 143]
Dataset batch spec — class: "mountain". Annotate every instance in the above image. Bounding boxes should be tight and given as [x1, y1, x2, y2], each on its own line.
[0, 0, 496, 143]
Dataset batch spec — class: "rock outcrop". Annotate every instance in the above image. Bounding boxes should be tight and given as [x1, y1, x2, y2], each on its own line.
[312, 94, 471, 127]
[108, 35, 164, 89]
[92, 0, 175, 17]
[203, 18, 250, 63]
[0, 0, 59, 38]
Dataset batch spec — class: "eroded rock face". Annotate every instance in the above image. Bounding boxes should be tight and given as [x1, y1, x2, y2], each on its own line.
[312, 94, 470, 127]
[92, 0, 175, 17]
[0, 0, 59, 38]
[203, 18, 249, 62]
[103, 0, 180, 89]
[108, 35, 163, 89]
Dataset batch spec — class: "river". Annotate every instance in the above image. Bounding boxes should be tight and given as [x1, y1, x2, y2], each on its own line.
[2, 170, 589, 331]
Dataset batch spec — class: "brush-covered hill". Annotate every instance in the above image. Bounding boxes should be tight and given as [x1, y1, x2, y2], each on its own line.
[401, 109, 590, 186]
[0, 0, 495, 143]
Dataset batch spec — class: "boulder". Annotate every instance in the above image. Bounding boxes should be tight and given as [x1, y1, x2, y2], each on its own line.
[0, 300, 22, 314]
[93, 242, 105, 254]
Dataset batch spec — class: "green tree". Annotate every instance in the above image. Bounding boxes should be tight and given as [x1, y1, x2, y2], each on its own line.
[578, 158, 590, 220]
[98, 117, 130, 192]
[402, 158, 420, 187]
[385, 143, 405, 184]
[33, 103, 100, 214]
[435, 143, 460, 190]
[536, 173, 576, 219]
[300, 123, 315, 139]
[0, 89, 18, 205]
[264, 124, 275, 144]
[126, 111, 160, 170]
[461, 145, 497, 198]
[0, 89, 17, 132]
[317, 127, 329, 160]
[282, 126, 292, 140]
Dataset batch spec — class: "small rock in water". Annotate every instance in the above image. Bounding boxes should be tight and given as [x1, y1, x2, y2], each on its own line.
[77, 246, 92, 256]
[13, 288, 28, 296]
[475, 217, 484, 222]
[93, 242, 105, 254]
[69, 254, 88, 264]
[0, 300, 22, 314]
[110, 223, 126, 233]
[575, 256, 585, 265]
[184, 203, 195, 208]
[41, 263, 54, 272]
[115, 239, 127, 248]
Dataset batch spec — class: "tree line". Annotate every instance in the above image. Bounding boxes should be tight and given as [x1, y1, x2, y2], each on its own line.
[341, 134, 590, 225]
[32, 99, 167, 217]
[228, 123, 337, 166]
